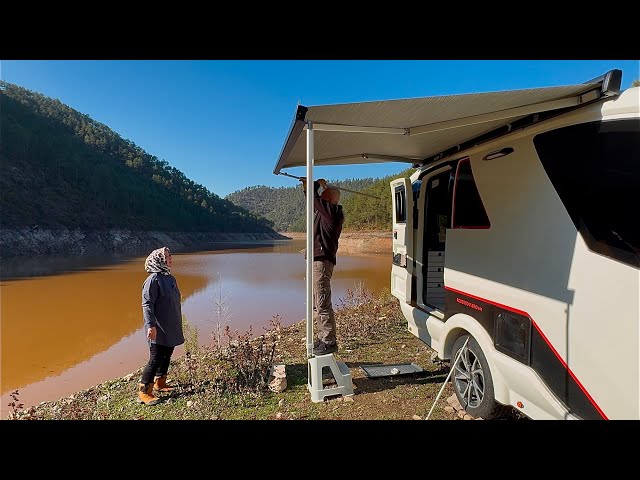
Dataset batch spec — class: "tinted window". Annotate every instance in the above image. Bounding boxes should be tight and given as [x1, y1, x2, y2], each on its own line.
[412, 180, 422, 228]
[394, 186, 406, 223]
[452, 158, 490, 228]
[534, 119, 640, 268]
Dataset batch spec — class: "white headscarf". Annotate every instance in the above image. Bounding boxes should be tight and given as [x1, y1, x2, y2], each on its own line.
[144, 247, 171, 275]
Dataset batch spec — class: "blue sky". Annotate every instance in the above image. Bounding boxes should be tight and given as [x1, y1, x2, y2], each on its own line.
[2, 60, 638, 197]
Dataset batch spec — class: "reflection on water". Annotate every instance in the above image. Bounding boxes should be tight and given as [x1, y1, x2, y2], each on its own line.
[1, 254, 134, 281]
[0, 239, 391, 416]
[0, 241, 280, 281]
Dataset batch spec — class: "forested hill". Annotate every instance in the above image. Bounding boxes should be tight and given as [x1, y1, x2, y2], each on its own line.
[227, 168, 416, 232]
[0, 82, 273, 233]
[226, 178, 377, 232]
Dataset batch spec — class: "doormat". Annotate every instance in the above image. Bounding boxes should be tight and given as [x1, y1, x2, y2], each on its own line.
[360, 363, 424, 378]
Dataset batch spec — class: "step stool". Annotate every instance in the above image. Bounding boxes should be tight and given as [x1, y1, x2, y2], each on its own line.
[307, 353, 354, 402]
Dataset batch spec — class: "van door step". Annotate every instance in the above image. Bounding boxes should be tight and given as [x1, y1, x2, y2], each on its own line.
[360, 363, 424, 378]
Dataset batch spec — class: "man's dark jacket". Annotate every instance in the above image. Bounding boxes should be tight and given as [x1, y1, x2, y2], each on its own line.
[308, 180, 344, 265]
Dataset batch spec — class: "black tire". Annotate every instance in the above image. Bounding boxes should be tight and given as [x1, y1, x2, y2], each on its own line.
[451, 334, 506, 419]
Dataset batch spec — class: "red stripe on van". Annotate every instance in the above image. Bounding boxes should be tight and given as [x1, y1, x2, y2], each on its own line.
[445, 286, 608, 420]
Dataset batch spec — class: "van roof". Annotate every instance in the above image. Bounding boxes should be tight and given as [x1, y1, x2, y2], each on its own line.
[273, 69, 622, 175]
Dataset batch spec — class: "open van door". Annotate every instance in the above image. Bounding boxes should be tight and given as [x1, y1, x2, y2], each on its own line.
[390, 177, 413, 303]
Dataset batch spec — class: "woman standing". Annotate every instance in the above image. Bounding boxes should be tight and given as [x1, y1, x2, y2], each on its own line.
[137, 247, 185, 406]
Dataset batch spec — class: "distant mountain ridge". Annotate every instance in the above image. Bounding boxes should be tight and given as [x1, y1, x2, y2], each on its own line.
[0, 82, 273, 233]
[226, 178, 379, 231]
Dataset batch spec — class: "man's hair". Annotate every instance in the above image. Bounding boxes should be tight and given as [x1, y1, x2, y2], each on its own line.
[321, 187, 341, 204]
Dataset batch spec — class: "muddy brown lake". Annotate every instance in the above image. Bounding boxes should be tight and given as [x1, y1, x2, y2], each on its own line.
[0, 239, 391, 416]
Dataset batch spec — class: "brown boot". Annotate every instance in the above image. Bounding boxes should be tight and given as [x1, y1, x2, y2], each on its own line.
[153, 375, 175, 393]
[137, 383, 160, 405]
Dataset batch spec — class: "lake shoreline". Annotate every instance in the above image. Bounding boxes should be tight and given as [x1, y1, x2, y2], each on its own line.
[0, 228, 392, 258]
[0, 228, 289, 258]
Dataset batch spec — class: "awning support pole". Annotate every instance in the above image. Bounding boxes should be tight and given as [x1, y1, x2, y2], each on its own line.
[306, 121, 314, 358]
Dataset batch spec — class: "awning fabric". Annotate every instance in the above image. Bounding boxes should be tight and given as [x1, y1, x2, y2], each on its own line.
[273, 69, 621, 174]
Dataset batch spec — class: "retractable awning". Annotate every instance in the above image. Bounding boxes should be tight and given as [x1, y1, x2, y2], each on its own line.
[273, 69, 621, 174]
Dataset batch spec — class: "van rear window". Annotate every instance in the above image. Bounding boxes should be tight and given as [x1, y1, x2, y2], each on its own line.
[534, 119, 640, 268]
[394, 186, 406, 223]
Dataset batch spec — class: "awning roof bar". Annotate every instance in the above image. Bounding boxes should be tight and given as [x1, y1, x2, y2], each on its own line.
[408, 89, 600, 136]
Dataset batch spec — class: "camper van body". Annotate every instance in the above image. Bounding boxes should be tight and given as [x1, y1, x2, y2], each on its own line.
[273, 70, 639, 420]
[391, 87, 639, 420]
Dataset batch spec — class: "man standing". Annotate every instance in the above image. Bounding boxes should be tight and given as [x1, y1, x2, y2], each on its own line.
[300, 177, 344, 356]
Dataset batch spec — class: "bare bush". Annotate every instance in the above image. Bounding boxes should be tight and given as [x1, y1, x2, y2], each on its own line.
[208, 315, 282, 394]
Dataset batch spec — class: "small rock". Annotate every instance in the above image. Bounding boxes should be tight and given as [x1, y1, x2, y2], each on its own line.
[463, 414, 473, 420]
[447, 394, 462, 410]
[276, 413, 283, 420]
[343, 396, 354, 402]
[412, 414, 422, 420]
[475, 417, 483, 420]
[187, 400, 193, 407]
[444, 406, 455, 414]
[400, 344, 406, 349]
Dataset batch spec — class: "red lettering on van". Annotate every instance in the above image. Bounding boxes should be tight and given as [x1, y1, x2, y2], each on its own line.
[456, 297, 483, 312]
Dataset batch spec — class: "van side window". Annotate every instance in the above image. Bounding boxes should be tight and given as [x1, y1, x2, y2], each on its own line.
[412, 180, 422, 228]
[394, 186, 406, 223]
[452, 158, 490, 228]
[534, 119, 639, 268]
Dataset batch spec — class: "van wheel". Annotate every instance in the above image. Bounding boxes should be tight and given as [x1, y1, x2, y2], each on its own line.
[451, 334, 506, 419]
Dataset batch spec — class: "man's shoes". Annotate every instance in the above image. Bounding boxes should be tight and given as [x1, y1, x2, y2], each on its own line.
[313, 341, 338, 356]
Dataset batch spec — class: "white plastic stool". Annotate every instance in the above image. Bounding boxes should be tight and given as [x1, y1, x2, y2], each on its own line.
[307, 353, 354, 402]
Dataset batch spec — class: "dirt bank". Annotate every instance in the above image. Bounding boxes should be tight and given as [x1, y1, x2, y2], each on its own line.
[281, 231, 392, 255]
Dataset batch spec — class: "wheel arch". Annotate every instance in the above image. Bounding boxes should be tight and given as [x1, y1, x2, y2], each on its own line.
[441, 312, 510, 404]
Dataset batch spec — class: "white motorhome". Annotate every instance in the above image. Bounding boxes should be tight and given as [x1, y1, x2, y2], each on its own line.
[274, 69, 639, 420]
